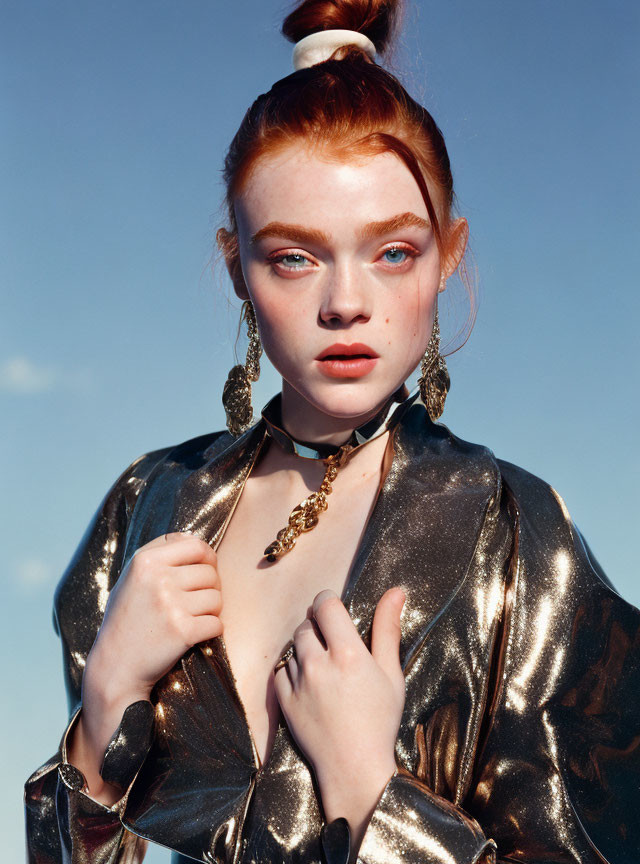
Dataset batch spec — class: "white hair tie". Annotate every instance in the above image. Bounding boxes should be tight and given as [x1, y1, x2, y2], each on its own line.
[292, 29, 377, 71]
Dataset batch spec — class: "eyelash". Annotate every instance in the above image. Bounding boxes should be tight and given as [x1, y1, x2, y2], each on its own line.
[266, 243, 420, 272]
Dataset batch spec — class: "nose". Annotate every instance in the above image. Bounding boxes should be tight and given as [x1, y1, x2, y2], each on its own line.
[318, 262, 372, 327]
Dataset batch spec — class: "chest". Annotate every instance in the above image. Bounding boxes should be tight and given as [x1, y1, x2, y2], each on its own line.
[214, 465, 383, 766]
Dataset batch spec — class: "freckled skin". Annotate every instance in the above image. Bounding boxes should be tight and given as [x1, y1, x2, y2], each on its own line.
[230, 144, 468, 442]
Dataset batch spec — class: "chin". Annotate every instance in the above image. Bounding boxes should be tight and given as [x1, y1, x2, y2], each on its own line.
[294, 378, 405, 421]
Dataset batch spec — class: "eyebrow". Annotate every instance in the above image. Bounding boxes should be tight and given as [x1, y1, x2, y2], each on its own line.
[249, 211, 430, 246]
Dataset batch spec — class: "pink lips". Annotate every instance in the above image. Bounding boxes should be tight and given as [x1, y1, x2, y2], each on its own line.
[315, 342, 379, 360]
[315, 342, 379, 379]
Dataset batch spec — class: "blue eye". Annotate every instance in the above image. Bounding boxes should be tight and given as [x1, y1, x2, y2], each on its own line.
[278, 253, 309, 269]
[383, 247, 410, 265]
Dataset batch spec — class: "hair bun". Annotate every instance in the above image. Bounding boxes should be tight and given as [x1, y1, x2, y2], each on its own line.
[282, 0, 403, 59]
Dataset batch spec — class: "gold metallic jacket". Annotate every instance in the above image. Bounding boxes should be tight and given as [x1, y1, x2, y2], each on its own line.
[24, 391, 640, 863]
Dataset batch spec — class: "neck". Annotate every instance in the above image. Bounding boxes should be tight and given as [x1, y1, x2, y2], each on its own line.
[279, 379, 403, 448]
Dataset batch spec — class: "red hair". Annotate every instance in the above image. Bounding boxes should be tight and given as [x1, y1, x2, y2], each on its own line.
[216, 0, 477, 354]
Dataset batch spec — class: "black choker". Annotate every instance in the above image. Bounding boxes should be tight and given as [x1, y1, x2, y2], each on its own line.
[260, 384, 413, 461]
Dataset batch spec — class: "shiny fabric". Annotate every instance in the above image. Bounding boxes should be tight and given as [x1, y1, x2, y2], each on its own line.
[24, 390, 640, 863]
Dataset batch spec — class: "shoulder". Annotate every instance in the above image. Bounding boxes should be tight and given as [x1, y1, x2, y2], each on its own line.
[493, 456, 637, 610]
[427, 422, 573, 534]
[154, 427, 234, 469]
[495, 456, 564, 507]
[494, 455, 587, 549]
[430, 420, 574, 537]
[431, 426, 564, 511]
[110, 427, 234, 504]
[59, 427, 233, 591]
[52, 428, 234, 647]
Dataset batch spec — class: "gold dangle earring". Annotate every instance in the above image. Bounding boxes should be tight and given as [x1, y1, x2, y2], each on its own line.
[419, 279, 450, 421]
[222, 299, 263, 436]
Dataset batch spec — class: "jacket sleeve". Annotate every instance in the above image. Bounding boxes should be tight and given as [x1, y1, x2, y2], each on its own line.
[465, 462, 640, 862]
[321, 768, 497, 864]
[24, 447, 170, 864]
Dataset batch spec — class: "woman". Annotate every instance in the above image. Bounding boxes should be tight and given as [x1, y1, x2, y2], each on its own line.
[24, 1, 640, 862]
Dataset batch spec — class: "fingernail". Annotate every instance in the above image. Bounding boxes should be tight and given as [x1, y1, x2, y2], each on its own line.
[313, 588, 337, 614]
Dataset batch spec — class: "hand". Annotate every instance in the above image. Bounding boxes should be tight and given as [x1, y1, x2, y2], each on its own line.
[86, 531, 223, 705]
[70, 531, 222, 805]
[273, 586, 406, 830]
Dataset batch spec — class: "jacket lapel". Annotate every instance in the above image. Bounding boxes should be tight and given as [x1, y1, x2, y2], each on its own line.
[343, 398, 501, 661]
[122, 419, 268, 564]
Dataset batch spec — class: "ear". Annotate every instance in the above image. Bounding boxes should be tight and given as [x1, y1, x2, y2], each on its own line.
[216, 227, 250, 301]
[439, 217, 469, 289]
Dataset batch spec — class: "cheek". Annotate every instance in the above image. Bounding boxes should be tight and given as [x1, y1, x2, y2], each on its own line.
[386, 283, 436, 351]
[252, 294, 307, 363]
[243, 257, 319, 371]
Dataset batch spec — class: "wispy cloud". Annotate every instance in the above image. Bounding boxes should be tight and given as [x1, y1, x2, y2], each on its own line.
[15, 557, 54, 590]
[0, 355, 91, 394]
[0, 356, 55, 393]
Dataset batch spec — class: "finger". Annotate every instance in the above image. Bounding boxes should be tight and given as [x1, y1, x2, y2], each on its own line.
[311, 589, 358, 655]
[138, 533, 218, 568]
[292, 617, 325, 667]
[273, 658, 294, 703]
[281, 638, 300, 689]
[371, 587, 406, 679]
[145, 531, 199, 549]
[174, 563, 220, 590]
[274, 652, 299, 689]
[183, 588, 222, 617]
[286, 654, 299, 688]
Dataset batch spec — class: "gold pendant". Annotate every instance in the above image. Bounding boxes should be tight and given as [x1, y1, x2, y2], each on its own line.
[263, 447, 350, 563]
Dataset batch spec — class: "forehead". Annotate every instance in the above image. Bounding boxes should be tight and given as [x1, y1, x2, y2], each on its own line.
[234, 144, 429, 237]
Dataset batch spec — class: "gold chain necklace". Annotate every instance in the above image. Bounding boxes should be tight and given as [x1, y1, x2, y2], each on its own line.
[260, 387, 414, 563]
[263, 446, 350, 562]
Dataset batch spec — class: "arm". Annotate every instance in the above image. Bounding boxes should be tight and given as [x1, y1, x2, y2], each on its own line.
[463, 464, 640, 863]
[24, 448, 168, 864]
[64, 663, 153, 809]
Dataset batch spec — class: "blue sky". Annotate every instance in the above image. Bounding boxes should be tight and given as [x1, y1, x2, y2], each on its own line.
[3, 2, 639, 860]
